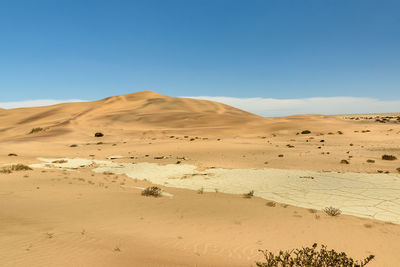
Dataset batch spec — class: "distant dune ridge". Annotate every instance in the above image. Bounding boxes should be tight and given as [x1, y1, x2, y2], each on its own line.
[0, 90, 375, 142]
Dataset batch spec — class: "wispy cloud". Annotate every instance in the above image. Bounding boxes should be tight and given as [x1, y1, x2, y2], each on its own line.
[184, 96, 400, 117]
[0, 99, 85, 109]
[1, 96, 399, 117]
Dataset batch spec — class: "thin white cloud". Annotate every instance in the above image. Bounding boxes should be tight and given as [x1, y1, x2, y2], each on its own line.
[0, 99, 85, 109]
[1, 96, 399, 117]
[184, 96, 400, 117]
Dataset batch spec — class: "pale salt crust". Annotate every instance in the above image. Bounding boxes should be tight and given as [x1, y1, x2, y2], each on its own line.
[31, 158, 400, 224]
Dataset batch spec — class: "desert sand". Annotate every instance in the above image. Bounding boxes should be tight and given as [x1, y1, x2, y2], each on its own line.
[1, 91, 400, 266]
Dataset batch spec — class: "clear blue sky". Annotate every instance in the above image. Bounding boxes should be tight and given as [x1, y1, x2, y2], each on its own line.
[1, 0, 399, 102]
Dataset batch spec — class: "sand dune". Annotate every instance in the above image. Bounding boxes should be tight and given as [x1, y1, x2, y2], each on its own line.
[1, 91, 400, 266]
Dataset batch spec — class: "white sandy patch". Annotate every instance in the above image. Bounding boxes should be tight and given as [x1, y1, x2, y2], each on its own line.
[31, 158, 400, 224]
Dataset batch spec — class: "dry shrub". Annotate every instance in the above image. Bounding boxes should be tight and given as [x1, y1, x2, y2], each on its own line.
[243, 190, 254, 198]
[256, 243, 374, 267]
[29, 127, 44, 134]
[323, 206, 341, 216]
[141, 186, 162, 197]
[382, 154, 397, 160]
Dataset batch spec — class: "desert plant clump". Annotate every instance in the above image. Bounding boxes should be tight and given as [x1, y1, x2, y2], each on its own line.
[52, 160, 68, 164]
[256, 243, 374, 267]
[0, 164, 32, 174]
[396, 167, 400, 173]
[11, 164, 32, 171]
[340, 159, 349, 164]
[323, 206, 342, 216]
[94, 132, 104, 137]
[141, 186, 162, 197]
[0, 168, 12, 174]
[301, 130, 311, 134]
[29, 127, 44, 134]
[266, 201, 276, 207]
[243, 190, 254, 198]
[366, 159, 375, 163]
[382, 154, 397, 160]
[8, 153, 18, 156]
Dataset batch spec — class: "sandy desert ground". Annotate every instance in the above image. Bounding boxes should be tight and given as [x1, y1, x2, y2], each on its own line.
[1, 91, 400, 266]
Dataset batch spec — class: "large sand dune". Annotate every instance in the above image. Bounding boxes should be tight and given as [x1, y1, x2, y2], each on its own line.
[1, 91, 400, 266]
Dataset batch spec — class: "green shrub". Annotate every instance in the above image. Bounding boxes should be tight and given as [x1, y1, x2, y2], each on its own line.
[256, 243, 374, 267]
[301, 130, 311, 134]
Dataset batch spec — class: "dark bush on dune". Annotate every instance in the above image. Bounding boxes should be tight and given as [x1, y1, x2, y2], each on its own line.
[141, 186, 162, 197]
[94, 132, 104, 137]
[29, 127, 44, 134]
[256, 243, 374, 267]
[301, 130, 311, 134]
[382, 155, 397, 161]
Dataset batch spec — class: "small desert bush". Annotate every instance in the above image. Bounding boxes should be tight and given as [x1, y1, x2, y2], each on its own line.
[243, 190, 254, 198]
[0, 168, 12, 174]
[266, 201, 276, 207]
[382, 154, 397, 160]
[52, 160, 68, 164]
[301, 130, 311, 134]
[29, 127, 44, 134]
[366, 159, 375, 163]
[94, 132, 104, 137]
[11, 164, 32, 171]
[256, 243, 374, 267]
[0, 164, 32, 174]
[340, 159, 349, 164]
[324, 206, 342, 216]
[141, 186, 162, 197]
[396, 167, 400, 173]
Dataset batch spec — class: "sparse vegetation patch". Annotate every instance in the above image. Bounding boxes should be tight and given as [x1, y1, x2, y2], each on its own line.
[29, 127, 44, 134]
[94, 132, 104, 137]
[0, 164, 32, 174]
[324, 206, 342, 216]
[382, 154, 397, 161]
[52, 160, 68, 164]
[256, 243, 374, 267]
[243, 190, 254, 198]
[141, 186, 162, 197]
